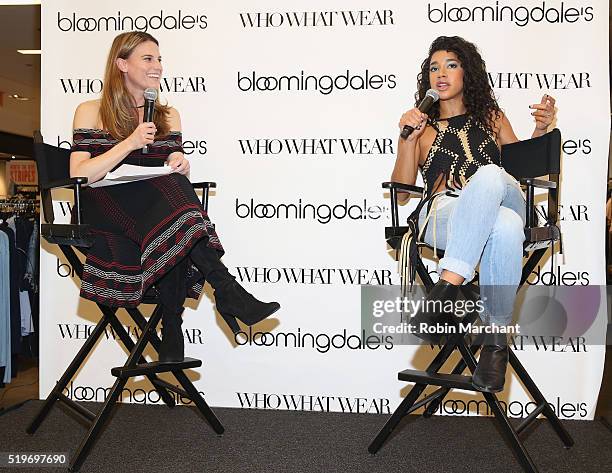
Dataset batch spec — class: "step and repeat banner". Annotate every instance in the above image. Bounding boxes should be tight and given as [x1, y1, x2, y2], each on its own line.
[40, 1, 609, 419]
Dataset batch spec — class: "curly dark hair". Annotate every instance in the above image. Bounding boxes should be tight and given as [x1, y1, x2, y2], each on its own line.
[416, 36, 501, 135]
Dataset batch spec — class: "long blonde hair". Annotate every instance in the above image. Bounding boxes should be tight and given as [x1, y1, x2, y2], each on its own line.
[100, 31, 170, 140]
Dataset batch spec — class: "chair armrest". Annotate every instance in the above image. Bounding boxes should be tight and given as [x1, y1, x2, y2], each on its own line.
[191, 181, 217, 189]
[190, 182, 216, 212]
[382, 181, 424, 195]
[383, 182, 425, 229]
[519, 178, 556, 189]
[40, 177, 88, 225]
[42, 177, 88, 189]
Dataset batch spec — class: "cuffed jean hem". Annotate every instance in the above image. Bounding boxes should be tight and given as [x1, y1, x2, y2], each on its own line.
[438, 256, 475, 282]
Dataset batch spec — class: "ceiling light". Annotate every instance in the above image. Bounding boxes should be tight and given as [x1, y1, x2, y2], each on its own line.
[0, 2, 41, 5]
[17, 50, 41, 55]
[9, 94, 30, 101]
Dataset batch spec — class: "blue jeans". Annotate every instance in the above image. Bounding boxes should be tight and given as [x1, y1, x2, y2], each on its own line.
[418, 164, 526, 326]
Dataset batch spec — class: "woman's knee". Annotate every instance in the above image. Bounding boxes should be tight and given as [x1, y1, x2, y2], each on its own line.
[468, 164, 506, 196]
[492, 207, 525, 245]
[472, 164, 505, 182]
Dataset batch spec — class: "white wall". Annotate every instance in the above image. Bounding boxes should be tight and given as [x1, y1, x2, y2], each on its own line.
[39, 0, 610, 419]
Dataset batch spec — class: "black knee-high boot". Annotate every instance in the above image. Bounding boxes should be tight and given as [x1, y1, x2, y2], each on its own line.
[156, 259, 188, 362]
[189, 241, 280, 334]
[158, 308, 185, 362]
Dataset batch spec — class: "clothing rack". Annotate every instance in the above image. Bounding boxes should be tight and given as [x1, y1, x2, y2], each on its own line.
[0, 199, 39, 215]
[0, 199, 40, 390]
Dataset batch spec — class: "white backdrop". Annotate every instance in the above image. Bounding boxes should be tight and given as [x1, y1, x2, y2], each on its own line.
[40, 0, 609, 419]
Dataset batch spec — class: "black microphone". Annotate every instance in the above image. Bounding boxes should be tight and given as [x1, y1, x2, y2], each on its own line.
[400, 89, 439, 140]
[142, 88, 157, 154]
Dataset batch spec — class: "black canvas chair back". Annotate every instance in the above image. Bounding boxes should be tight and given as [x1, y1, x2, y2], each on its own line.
[27, 132, 224, 472]
[370, 128, 573, 473]
[501, 128, 561, 178]
[33, 130, 72, 225]
[502, 128, 561, 228]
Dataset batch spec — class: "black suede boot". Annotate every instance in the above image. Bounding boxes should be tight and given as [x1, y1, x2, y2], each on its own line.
[471, 332, 508, 393]
[155, 258, 188, 363]
[158, 309, 185, 363]
[410, 279, 459, 344]
[189, 242, 280, 334]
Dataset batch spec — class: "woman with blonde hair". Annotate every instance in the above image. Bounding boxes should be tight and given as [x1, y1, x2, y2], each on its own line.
[70, 31, 279, 361]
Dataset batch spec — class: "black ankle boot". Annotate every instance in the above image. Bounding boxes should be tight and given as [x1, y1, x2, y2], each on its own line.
[158, 311, 185, 363]
[410, 280, 459, 344]
[214, 282, 280, 334]
[189, 242, 280, 335]
[471, 333, 508, 393]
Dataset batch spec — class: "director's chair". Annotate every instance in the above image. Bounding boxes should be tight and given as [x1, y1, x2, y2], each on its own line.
[27, 131, 224, 472]
[369, 129, 574, 473]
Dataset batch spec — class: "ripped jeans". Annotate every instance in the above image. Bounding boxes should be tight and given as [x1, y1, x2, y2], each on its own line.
[418, 164, 526, 326]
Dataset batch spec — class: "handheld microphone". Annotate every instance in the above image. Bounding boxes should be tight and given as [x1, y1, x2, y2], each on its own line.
[400, 89, 440, 140]
[142, 88, 158, 154]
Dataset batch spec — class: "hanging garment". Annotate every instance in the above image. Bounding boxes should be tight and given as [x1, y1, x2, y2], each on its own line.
[0, 230, 11, 383]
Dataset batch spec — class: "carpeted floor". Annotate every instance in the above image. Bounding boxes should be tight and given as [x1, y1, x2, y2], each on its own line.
[0, 400, 610, 473]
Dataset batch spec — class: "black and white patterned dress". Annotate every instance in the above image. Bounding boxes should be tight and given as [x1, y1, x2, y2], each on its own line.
[71, 128, 223, 308]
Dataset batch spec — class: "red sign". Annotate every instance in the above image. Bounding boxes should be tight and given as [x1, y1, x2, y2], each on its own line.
[7, 160, 38, 185]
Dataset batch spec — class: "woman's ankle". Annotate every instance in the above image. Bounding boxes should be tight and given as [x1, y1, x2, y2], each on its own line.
[440, 270, 465, 286]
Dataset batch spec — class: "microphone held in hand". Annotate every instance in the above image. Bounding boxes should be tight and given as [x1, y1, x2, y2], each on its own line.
[142, 88, 158, 154]
[400, 89, 440, 140]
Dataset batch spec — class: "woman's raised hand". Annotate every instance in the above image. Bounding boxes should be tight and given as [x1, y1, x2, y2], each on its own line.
[530, 94, 556, 131]
[398, 108, 428, 142]
[127, 122, 157, 150]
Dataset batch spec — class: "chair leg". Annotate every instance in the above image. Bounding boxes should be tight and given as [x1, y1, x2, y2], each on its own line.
[69, 307, 161, 472]
[369, 334, 460, 453]
[69, 376, 129, 472]
[126, 306, 224, 433]
[423, 343, 481, 418]
[26, 315, 110, 435]
[484, 391, 539, 473]
[105, 308, 176, 408]
[457, 343, 539, 473]
[172, 369, 224, 435]
[509, 350, 574, 448]
[520, 249, 547, 286]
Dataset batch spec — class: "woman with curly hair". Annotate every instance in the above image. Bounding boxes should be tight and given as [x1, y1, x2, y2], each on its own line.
[391, 36, 556, 392]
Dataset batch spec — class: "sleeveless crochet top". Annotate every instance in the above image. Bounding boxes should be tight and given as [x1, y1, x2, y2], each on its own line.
[420, 114, 500, 197]
[71, 128, 183, 167]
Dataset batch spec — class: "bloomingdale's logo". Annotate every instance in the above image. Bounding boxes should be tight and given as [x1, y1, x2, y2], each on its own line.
[488, 72, 590, 89]
[235, 198, 388, 224]
[59, 77, 206, 94]
[429, 395, 588, 418]
[562, 138, 591, 156]
[56, 136, 206, 155]
[427, 2, 594, 27]
[526, 265, 590, 286]
[238, 137, 394, 156]
[57, 10, 208, 32]
[234, 327, 393, 353]
[238, 9, 394, 28]
[63, 381, 203, 405]
[237, 70, 397, 95]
